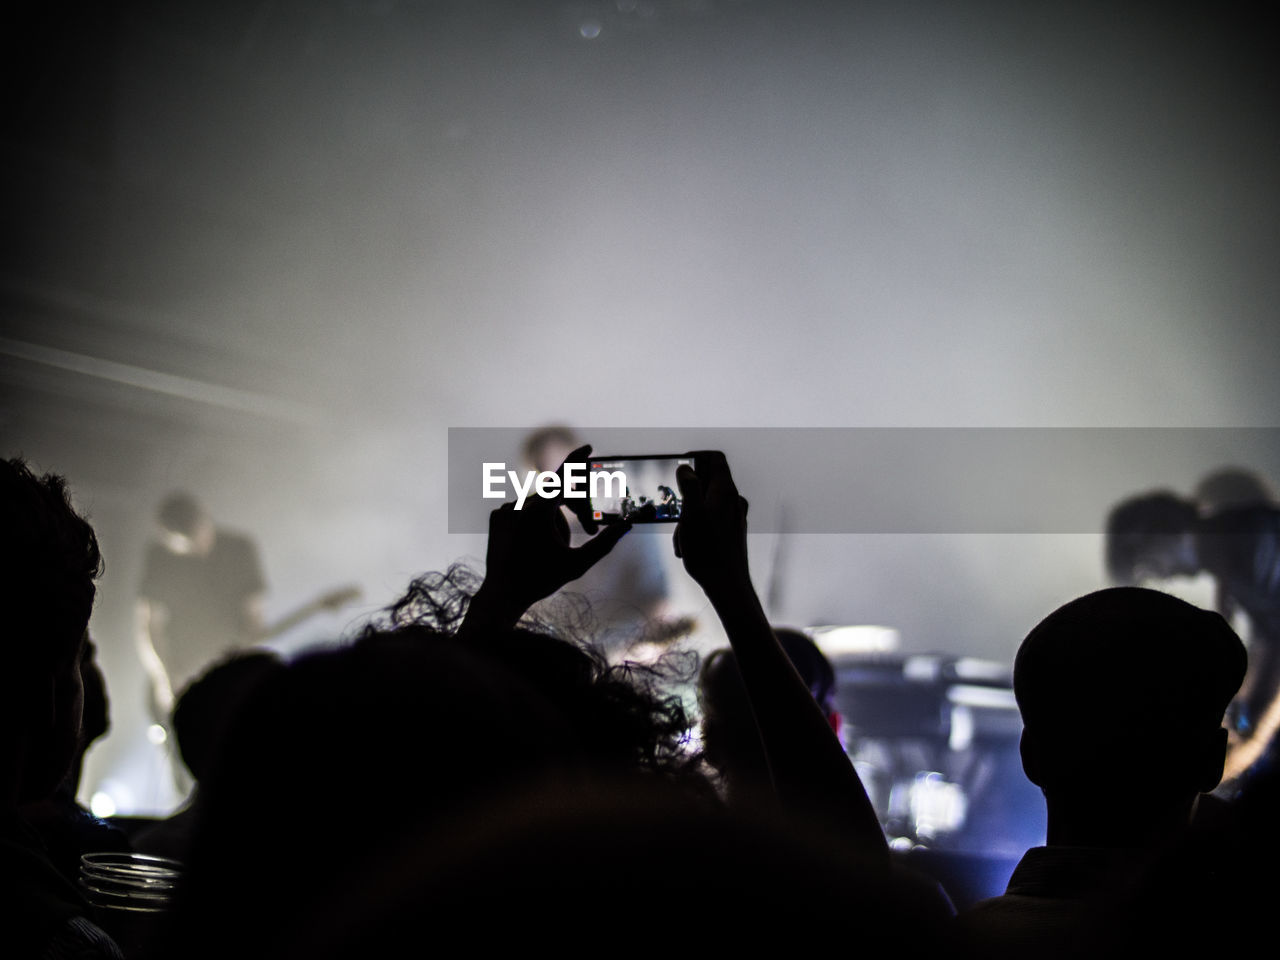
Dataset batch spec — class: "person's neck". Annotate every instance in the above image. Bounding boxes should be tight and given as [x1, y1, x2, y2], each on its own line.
[1045, 793, 1196, 850]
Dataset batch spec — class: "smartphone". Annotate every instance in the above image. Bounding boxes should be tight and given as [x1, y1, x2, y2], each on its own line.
[585, 454, 694, 523]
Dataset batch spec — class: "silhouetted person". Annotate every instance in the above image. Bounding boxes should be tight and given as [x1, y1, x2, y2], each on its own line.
[958, 587, 1246, 956]
[136, 492, 268, 724]
[675, 451, 957, 927]
[655, 483, 678, 518]
[156, 458, 709, 959]
[159, 619, 717, 955]
[0, 457, 122, 958]
[132, 651, 284, 863]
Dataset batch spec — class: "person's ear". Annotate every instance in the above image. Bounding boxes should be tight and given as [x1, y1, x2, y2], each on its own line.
[1020, 728, 1046, 788]
[1196, 727, 1228, 794]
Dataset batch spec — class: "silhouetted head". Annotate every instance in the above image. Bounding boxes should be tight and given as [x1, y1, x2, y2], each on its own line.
[0, 457, 102, 804]
[167, 567, 711, 956]
[157, 490, 215, 555]
[172, 650, 285, 782]
[1105, 492, 1199, 584]
[166, 628, 572, 958]
[1193, 467, 1274, 513]
[700, 627, 840, 794]
[774, 628, 838, 716]
[1014, 587, 1244, 814]
[383, 568, 704, 788]
[698, 647, 762, 784]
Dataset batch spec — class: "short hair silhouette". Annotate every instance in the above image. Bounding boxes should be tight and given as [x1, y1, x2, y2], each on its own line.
[700, 627, 839, 798]
[1, 457, 102, 677]
[172, 650, 284, 782]
[1, 457, 102, 813]
[1104, 492, 1198, 584]
[1014, 587, 1244, 797]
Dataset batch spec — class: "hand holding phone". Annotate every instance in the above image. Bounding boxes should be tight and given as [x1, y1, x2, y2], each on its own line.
[672, 451, 751, 594]
[470, 445, 631, 629]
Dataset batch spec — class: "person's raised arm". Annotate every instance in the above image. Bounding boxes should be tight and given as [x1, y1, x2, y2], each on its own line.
[462, 444, 631, 637]
[674, 452, 887, 869]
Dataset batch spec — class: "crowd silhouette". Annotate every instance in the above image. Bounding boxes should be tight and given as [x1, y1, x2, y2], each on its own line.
[3, 449, 1278, 957]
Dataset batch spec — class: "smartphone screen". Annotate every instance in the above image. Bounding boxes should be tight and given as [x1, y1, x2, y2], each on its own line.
[586, 454, 693, 523]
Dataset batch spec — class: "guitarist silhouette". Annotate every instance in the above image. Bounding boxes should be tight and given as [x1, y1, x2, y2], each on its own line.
[136, 492, 360, 726]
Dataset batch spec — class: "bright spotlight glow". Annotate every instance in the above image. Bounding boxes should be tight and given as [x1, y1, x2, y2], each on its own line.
[90, 791, 118, 818]
[579, 20, 602, 39]
[147, 724, 168, 745]
[910, 772, 968, 839]
[808, 625, 899, 655]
